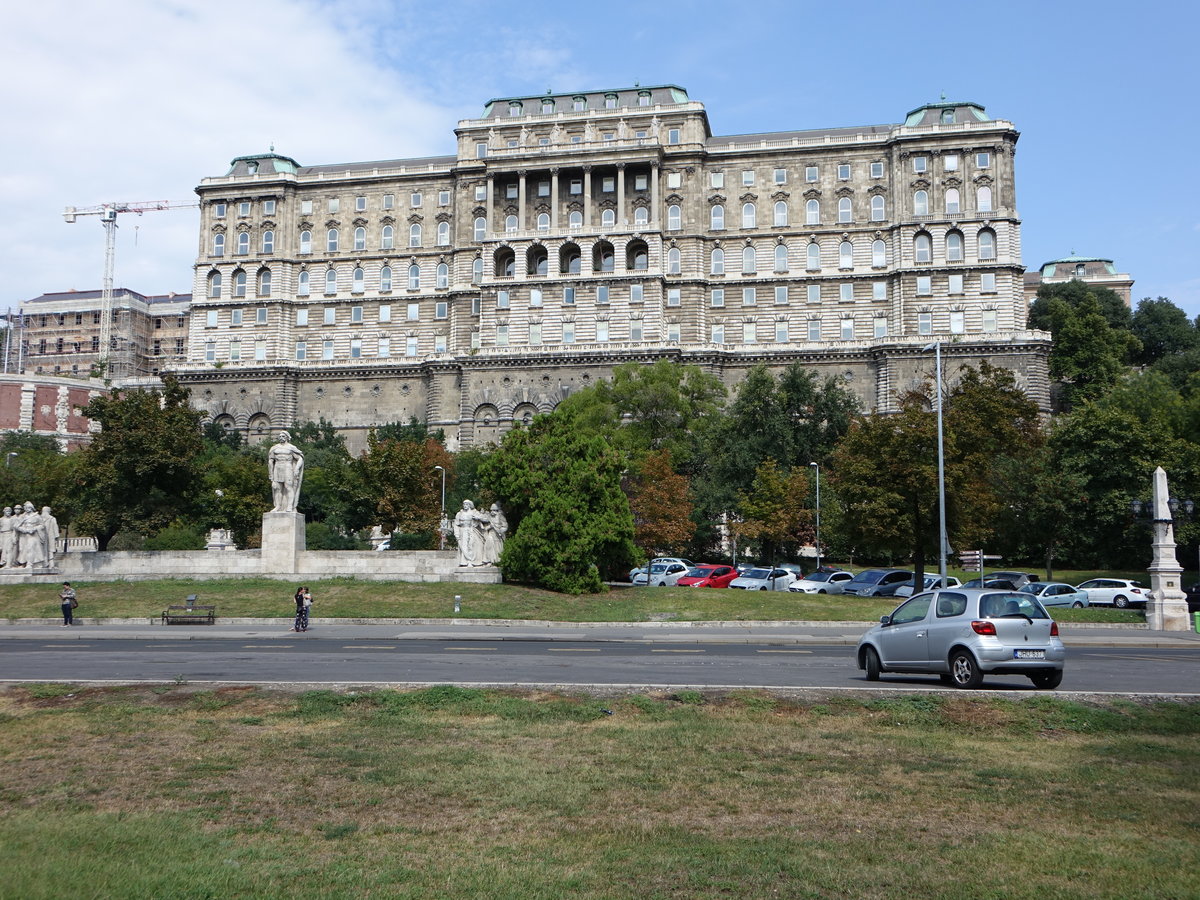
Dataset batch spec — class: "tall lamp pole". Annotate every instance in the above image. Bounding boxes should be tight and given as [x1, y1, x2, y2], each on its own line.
[923, 341, 948, 585]
[808, 462, 821, 571]
[433, 465, 446, 550]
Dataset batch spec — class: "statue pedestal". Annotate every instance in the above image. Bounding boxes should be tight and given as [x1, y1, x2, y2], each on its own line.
[261, 512, 305, 574]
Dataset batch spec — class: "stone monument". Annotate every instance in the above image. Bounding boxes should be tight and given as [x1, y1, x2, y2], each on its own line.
[452, 500, 506, 568]
[262, 431, 306, 571]
[1147, 467, 1191, 630]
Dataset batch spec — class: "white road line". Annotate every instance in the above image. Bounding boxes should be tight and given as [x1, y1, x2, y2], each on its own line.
[548, 648, 601, 652]
[344, 645, 396, 650]
[757, 650, 813, 654]
[242, 644, 294, 649]
[650, 649, 704, 653]
[443, 646, 498, 651]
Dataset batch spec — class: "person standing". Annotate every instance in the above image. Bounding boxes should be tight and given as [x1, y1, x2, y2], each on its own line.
[292, 585, 307, 632]
[59, 582, 76, 627]
[301, 587, 313, 631]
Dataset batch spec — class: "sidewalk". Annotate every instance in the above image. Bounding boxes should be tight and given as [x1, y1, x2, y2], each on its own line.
[3, 618, 1199, 648]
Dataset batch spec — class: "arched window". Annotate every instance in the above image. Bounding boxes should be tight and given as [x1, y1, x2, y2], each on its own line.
[258, 268, 272, 296]
[299, 230, 311, 254]
[324, 268, 337, 294]
[473, 217, 486, 241]
[913, 190, 928, 216]
[354, 227, 366, 251]
[408, 265, 421, 290]
[628, 244, 649, 271]
[594, 242, 615, 273]
[297, 270, 309, 296]
[495, 248, 515, 277]
[667, 205, 681, 230]
[711, 247, 725, 275]
[327, 228, 339, 252]
[742, 202, 756, 228]
[261, 230, 274, 253]
[601, 208, 616, 227]
[436, 262, 449, 288]
[212, 233, 225, 257]
[838, 197, 852, 223]
[667, 247, 681, 275]
[872, 239, 887, 267]
[978, 229, 997, 260]
[914, 233, 931, 263]
[711, 205, 725, 230]
[504, 215, 517, 234]
[945, 188, 960, 215]
[381, 225, 394, 250]
[380, 265, 392, 292]
[352, 267, 364, 292]
[569, 210, 582, 228]
[634, 206, 649, 225]
[233, 269, 247, 297]
[237, 232, 250, 255]
[806, 199, 820, 225]
[977, 186, 992, 212]
[742, 245, 757, 274]
[807, 242, 820, 270]
[527, 247, 548, 276]
[870, 195, 885, 222]
[437, 222, 450, 245]
[839, 240, 854, 269]
[946, 231, 964, 262]
[560, 244, 581, 275]
[208, 271, 222, 298]
[774, 201, 788, 226]
[774, 244, 788, 273]
[472, 257, 483, 283]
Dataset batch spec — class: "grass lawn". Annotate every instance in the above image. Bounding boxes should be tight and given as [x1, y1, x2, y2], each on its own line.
[0, 576, 1149, 624]
[0, 684, 1196, 898]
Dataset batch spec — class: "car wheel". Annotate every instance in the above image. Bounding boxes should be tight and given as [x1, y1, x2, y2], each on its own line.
[1114, 595, 1129, 609]
[863, 647, 881, 681]
[817, 589, 827, 594]
[759, 586, 768, 591]
[1071, 600, 1084, 609]
[949, 650, 984, 689]
[657, 581, 667, 587]
[1029, 669, 1063, 690]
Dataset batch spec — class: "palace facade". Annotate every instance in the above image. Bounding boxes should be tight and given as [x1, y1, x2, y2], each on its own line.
[172, 85, 1051, 451]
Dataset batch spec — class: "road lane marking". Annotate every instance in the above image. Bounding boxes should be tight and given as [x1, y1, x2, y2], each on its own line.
[650, 649, 704, 653]
[756, 650, 813, 654]
[344, 645, 396, 649]
[548, 648, 601, 652]
[41, 644, 90, 648]
[242, 645, 294, 649]
[443, 646, 498, 651]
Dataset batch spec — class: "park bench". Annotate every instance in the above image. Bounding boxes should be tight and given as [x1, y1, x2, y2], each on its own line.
[161, 594, 216, 625]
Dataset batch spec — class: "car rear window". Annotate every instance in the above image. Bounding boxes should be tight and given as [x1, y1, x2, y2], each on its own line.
[745, 568, 771, 579]
[979, 592, 1049, 619]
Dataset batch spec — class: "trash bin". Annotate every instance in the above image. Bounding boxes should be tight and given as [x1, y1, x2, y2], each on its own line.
[1194, 611, 1200, 634]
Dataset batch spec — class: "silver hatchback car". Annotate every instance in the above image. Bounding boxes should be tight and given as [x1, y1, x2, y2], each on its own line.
[855, 588, 1065, 689]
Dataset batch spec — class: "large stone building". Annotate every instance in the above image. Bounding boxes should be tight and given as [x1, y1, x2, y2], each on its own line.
[172, 85, 1051, 451]
[1023, 255, 1134, 307]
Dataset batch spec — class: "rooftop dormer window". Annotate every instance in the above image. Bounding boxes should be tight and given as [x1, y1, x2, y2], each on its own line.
[573, 96, 586, 111]
[542, 98, 554, 114]
[509, 101, 523, 117]
[247, 161, 259, 174]
[941, 108, 955, 124]
[604, 93, 618, 109]
[638, 91, 651, 107]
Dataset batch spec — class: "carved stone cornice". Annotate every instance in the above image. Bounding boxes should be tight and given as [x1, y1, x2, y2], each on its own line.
[708, 193, 727, 205]
[802, 188, 822, 200]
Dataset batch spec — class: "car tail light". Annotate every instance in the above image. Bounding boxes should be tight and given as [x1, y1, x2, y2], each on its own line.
[1050, 622, 1059, 636]
[971, 620, 996, 635]
[1132, 588, 1144, 594]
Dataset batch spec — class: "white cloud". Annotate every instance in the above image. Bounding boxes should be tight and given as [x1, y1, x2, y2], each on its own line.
[0, 0, 458, 307]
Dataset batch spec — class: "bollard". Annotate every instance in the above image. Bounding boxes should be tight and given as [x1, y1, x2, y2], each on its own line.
[454, 595, 461, 614]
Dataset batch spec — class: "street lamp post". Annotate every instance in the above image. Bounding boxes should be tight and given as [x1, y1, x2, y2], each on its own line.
[808, 462, 821, 571]
[5, 452, 17, 468]
[923, 340, 948, 585]
[433, 465, 446, 550]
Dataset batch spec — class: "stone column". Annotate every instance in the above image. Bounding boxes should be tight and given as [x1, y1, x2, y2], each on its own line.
[485, 174, 494, 238]
[616, 163, 626, 226]
[1147, 466, 1191, 630]
[261, 511, 305, 575]
[550, 168, 560, 229]
[650, 163, 660, 227]
[583, 166, 592, 227]
[517, 171, 527, 233]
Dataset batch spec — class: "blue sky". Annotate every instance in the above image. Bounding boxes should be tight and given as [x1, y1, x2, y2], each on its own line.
[3, 0, 1197, 316]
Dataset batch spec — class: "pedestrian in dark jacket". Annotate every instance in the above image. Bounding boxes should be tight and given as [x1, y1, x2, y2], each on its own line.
[60, 582, 76, 627]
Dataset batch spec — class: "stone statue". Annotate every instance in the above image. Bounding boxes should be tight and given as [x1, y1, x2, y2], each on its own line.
[518, 125, 529, 147]
[268, 431, 305, 513]
[15, 502, 42, 567]
[650, 116, 661, 139]
[584, 121, 596, 142]
[40, 507, 59, 567]
[550, 122, 564, 144]
[617, 119, 629, 140]
[482, 503, 508, 565]
[0, 507, 15, 567]
[453, 500, 488, 567]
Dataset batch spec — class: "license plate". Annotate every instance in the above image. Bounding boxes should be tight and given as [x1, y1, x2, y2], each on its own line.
[1014, 649, 1045, 660]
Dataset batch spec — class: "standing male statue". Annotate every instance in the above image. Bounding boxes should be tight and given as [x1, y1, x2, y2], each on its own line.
[40, 507, 60, 567]
[482, 503, 508, 566]
[267, 431, 305, 513]
[0, 507, 15, 567]
[454, 500, 487, 567]
[16, 502, 42, 568]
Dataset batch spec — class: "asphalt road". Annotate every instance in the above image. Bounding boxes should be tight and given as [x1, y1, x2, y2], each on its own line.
[3, 638, 1198, 695]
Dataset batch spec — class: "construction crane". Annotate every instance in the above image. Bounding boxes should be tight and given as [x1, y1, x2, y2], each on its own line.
[63, 200, 197, 378]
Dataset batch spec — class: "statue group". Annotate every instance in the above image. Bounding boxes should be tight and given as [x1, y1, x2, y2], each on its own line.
[453, 501, 508, 567]
[0, 503, 59, 569]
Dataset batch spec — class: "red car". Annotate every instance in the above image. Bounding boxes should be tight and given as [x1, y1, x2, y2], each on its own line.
[675, 564, 739, 588]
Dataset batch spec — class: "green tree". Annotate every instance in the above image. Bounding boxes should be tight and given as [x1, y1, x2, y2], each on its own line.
[993, 447, 1089, 579]
[737, 460, 812, 562]
[1047, 295, 1140, 409]
[1028, 279, 1131, 332]
[75, 378, 204, 550]
[353, 431, 450, 544]
[0, 432, 74, 527]
[480, 409, 636, 593]
[1131, 297, 1200, 366]
[628, 449, 695, 558]
[291, 419, 357, 531]
[196, 437, 270, 549]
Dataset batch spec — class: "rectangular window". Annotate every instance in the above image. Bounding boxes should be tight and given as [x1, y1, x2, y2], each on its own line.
[629, 320, 642, 342]
[256, 307, 268, 324]
[529, 289, 542, 307]
[497, 290, 509, 309]
[916, 275, 932, 295]
[435, 301, 448, 319]
[295, 341, 306, 360]
[439, 190, 451, 206]
[406, 336, 419, 356]
[474, 186, 486, 202]
[476, 142, 487, 159]
[775, 322, 788, 342]
[569, 179, 582, 195]
[667, 288, 681, 307]
[328, 198, 340, 213]
[434, 333, 447, 353]
[596, 321, 609, 342]
[870, 161, 884, 178]
[742, 322, 757, 343]
[944, 154, 959, 172]
[840, 319, 855, 341]
[774, 168, 787, 184]
[711, 323, 725, 344]
[411, 192, 422, 207]
[563, 286, 575, 305]
[214, 202, 227, 218]
[322, 340, 334, 359]
[918, 312, 932, 334]
[667, 128, 680, 145]
[873, 281, 887, 301]
[808, 319, 821, 341]
[407, 302, 419, 321]
[296, 308, 308, 327]
[536, 181, 550, 197]
[262, 199, 275, 215]
[300, 200, 313, 215]
[378, 304, 391, 323]
[351, 306, 363, 323]
[710, 172, 724, 188]
[355, 196, 367, 211]
[976, 152, 991, 168]
[602, 177, 615, 192]
[470, 330, 482, 349]
[597, 285, 609, 304]
[774, 286, 788, 305]
[630, 283, 643, 303]
[980, 272, 997, 293]
[874, 317, 888, 338]
[840, 283, 854, 302]
[255, 339, 266, 361]
[805, 166, 818, 182]
[634, 174, 648, 191]
[231, 309, 243, 326]
[666, 172, 681, 189]
[667, 322, 680, 342]
[324, 307, 336, 325]
[711, 288, 725, 307]
[205, 341, 215, 361]
[528, 322, 542, 345]
[742, 287, 757, 306]
[205, 310, 218, 328]
[471, 297, 481, 315]
[948, 274, 964, 294]
[378, 337, 391, 357]
[838, 164, 851, 180]
[383, 194, 395, 209]
[505, 184, 518, 199]
[913, 157, 927, 173]
[807, 284, 821, 304]
[950, 310, 965, 334]
[982, 308, 998, 332]
[238, 201, 251, 217]
[562, 321, 575, 343]
[742, 170, 755, 186]
[350, 337, 362, 358]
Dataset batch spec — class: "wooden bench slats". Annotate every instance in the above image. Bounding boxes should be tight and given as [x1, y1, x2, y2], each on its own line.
[161, 595, 216, 625]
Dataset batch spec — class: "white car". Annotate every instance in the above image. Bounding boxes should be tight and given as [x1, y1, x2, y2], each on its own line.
[1075, 578, 1149, 609]
[729, 567, 797, 591]
[630, 557, 693, 583]
[1021, 582, 1089, 609]
[788, 571, 854, 594]
[894, 574, 962, 598]
[634, 561, 692, 587]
